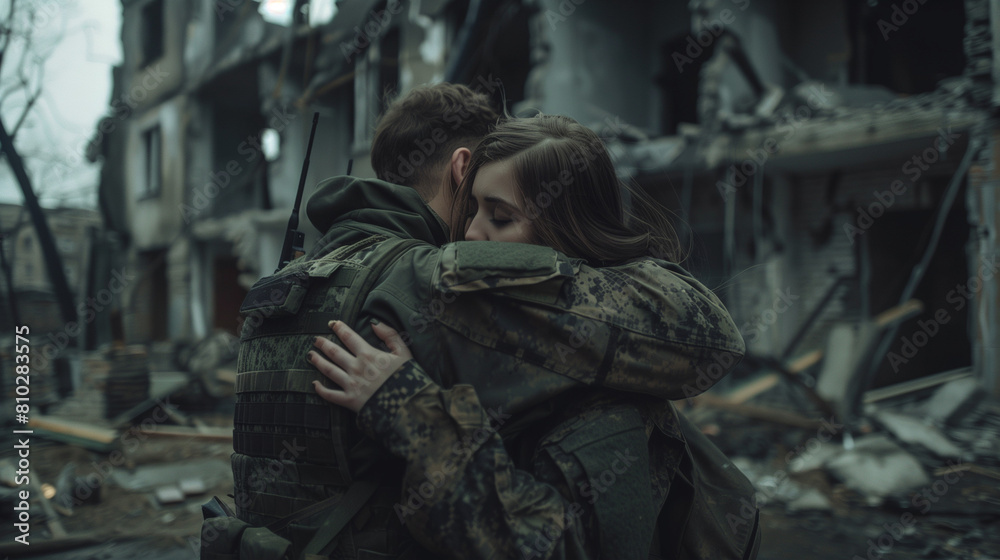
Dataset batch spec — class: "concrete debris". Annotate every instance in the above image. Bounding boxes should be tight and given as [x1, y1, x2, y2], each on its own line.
[179, 478, 207, 496]
[824, 434, 931, 500]
[815, 324, 856, 406]
[922, 377, 986, 426]
[872, 410, 964, 458]
[153, 486, 185, 505]
[110, 458, 230, 492]
[754, 473, 802, 504]
[787, 442, 843, 474]
[731, 457, 803, 505]
[785, 488, 833, 513]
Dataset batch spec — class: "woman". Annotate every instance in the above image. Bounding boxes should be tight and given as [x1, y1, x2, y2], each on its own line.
[308, 115, 757, 559]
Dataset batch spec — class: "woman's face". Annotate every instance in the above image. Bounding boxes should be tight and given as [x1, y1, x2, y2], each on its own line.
[464, 160, 535, 244]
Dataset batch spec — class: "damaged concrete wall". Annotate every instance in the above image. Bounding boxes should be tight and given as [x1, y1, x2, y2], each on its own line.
[624, 0, 995, 399]
[967, 129, 1000, 396]
[962, 0, 1000, 395]
[530, 0, 656, 129]
[120, 0, 187, 111]
[125, 98, 188, 250]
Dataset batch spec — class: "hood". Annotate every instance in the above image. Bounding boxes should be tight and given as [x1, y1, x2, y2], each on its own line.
[306, 176, 450, 249]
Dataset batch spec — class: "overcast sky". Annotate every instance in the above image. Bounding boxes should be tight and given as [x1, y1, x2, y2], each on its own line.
[0, 0, 122, 209]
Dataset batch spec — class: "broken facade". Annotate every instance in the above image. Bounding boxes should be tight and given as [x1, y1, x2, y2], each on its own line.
[518, 0, 1000, 403]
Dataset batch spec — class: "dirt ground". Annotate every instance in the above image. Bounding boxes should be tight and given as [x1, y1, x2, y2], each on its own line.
[0, 414, 234, 559]
[3, 428, 998, 559]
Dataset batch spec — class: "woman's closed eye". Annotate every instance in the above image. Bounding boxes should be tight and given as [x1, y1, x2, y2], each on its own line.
[488, 206, 515, 226]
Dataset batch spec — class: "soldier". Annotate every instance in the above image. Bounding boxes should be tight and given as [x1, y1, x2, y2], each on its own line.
[309, 115, 760, 559]
[206, 87, 751, 559]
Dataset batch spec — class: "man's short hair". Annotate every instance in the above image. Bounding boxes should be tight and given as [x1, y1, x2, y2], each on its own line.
[371, 83, 499, 200]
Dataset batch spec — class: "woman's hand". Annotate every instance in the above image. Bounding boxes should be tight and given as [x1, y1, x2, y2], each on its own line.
[309, 320, 412, 412]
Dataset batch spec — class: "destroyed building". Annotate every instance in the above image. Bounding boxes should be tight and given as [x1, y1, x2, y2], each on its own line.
[92, 0, 998, 407]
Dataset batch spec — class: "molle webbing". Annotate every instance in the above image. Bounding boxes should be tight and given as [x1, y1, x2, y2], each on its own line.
[235, 369, 324, 394]
[232, 236, 423, 526]
[242, 312, 344, 341]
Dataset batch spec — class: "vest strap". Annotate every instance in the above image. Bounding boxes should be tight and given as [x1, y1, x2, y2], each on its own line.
[303, 479, 381, 557]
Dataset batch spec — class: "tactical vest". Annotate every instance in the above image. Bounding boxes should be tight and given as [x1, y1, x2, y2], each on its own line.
[207, 235, 425, 560]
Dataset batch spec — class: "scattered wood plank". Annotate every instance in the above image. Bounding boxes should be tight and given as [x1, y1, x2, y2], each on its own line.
[28, 416, 118, 453]
[216, 367, 237, 384]
[874, 299, 924, 327]
[133, 425, 232, 442]
[933, 463, 1000, 481]
[863, 367, 974, 404]
[692, 393, 827, 429]
[787, 349, 823, 373]
[710, 349, 826, 407]
[725, 374, 781, 405]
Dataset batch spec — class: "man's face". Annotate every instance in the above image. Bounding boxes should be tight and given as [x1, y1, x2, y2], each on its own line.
[464, 160, 534, 244]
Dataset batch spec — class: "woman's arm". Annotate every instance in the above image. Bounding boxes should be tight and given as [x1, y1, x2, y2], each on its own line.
[309, 321, 653, 559]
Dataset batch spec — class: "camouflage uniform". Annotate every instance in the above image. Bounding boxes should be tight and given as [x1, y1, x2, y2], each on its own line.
[227, 176, 751, 559]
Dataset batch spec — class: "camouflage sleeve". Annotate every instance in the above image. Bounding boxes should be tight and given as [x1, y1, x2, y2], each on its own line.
[356, 359, 601, 560]
[368, 243, 745, 415]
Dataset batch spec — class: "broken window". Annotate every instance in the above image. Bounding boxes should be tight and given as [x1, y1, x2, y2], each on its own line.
[213, 254, 248, 336]
[350, 18, 401, 152]
[134, 249, 169, 341]
[845, 0, 965, 94]
[448, 0, 530, 109]
[140, 126, 162, 200]
[140, 0, 165, 67]
[656, 35, 705, 134]
[863, 187, 972, 387]
[208, 98, 266, 218]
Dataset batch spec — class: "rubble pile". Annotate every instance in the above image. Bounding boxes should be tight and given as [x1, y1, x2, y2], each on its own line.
[688, 370, 1000, 560]
[0, 341, 237, 558]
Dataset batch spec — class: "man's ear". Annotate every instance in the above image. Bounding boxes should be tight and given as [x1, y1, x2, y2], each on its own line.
[450, 147, 472, 188]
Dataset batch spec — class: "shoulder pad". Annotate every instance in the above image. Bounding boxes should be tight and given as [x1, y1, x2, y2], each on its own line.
[435, 241, 581, 292]
[238, 240, 374, 318]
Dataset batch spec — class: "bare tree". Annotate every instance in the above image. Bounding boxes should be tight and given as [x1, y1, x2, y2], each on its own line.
[0, 0, 77, 329]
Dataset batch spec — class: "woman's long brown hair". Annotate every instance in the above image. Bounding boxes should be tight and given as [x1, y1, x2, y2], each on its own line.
[450, 115, 682, 265]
